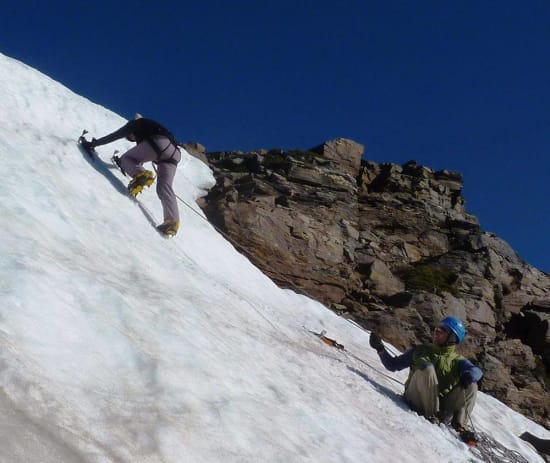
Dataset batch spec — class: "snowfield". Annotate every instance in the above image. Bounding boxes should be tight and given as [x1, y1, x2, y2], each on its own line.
[0, 51, 547, 463]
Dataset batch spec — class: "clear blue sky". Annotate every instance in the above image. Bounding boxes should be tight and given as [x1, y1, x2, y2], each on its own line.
[2, 1, 548, 272]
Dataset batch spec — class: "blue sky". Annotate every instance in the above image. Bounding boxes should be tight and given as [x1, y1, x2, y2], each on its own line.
[2, 1, 548, 272]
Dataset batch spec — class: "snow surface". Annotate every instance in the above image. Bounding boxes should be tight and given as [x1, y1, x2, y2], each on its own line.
[0, 51, 547, 463]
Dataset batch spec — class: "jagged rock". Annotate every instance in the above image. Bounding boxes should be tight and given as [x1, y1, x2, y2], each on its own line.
[310, 138, 364, 177]
[365, 260, 405, 296]
[180, 141, 208, 164]
[491, 339, 538, 370]
[483, 340, 549, 429]
[506, 305, 550, 369]
[200, 138, 550, 429]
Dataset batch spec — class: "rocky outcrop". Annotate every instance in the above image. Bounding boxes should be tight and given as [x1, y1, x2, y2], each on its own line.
[200, 138, 550, 429]
[179, 141, 208, 165]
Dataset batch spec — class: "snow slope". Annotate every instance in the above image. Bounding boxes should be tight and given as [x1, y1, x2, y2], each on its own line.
[0, 52, 547, 463]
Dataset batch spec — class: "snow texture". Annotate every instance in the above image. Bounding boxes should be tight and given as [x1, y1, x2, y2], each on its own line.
[0, 51, 547, 463]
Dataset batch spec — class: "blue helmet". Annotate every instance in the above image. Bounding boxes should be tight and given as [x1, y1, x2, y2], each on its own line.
[439, 316, 466, 343]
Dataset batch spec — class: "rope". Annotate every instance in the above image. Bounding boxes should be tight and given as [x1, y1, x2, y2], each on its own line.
[342, 349, 405, 386]
[144, 149, 407, 385]
[466, 397, 476, 433]
[303, 327, 405, 386]
[458, 390, 530, 463]
[161, 162, 408, 384]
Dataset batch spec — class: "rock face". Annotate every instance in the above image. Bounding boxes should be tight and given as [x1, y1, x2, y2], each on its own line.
[201, 138, 550, 429]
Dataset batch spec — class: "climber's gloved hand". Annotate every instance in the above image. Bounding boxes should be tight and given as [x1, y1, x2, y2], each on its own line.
[80, 137, 97, 150]
[369, 332, 385, 352]
[459, 372, 474, 389]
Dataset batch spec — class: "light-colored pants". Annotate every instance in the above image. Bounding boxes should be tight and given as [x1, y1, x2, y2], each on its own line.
[120, 136, 181, 223]
[403, 364, 477, 427]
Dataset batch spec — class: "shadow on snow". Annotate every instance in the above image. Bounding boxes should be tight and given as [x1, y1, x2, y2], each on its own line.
[77, 142, 158, 229]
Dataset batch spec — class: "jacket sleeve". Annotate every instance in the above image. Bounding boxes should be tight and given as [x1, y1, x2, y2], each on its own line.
[458, 358, 483, 383]
[93, 121, 135, 147]
[379, 347, 414, 372]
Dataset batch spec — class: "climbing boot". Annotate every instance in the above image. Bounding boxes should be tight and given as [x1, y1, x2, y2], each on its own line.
[156, 220, 180, 237]
[128, 170, 155, 197]
[454, 424, 478, 447]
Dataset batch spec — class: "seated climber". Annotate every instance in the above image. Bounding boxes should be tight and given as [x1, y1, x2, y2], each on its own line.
[369, 316, 483, 443]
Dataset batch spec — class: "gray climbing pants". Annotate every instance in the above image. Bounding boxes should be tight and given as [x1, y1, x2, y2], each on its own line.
[120, 136, 181, 223]
[403, 364, 477, 427]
